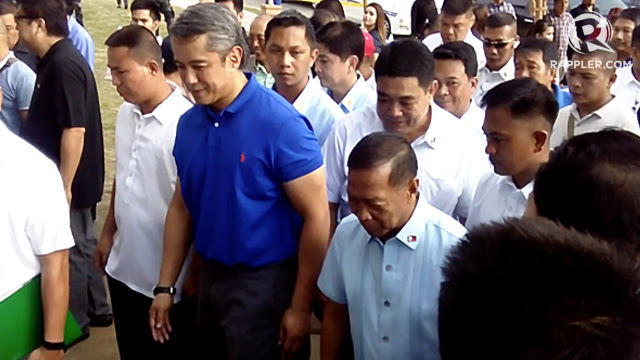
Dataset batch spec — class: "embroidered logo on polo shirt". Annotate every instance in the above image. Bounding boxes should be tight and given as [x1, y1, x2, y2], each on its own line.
[408, 235, 417, 243]
[240, 153, 245, 163]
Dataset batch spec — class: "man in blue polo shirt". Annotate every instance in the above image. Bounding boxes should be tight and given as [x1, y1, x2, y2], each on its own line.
[148, 3, 330, 359]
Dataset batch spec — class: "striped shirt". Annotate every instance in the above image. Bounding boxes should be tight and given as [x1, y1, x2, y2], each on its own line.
[547, 11, 575, 63]
[487, 2, 517, 18]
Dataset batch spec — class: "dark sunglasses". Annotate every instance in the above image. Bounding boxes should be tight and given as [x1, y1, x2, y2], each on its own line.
[483, 38, 515, 48]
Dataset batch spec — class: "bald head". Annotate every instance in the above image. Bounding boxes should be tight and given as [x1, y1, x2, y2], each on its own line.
[249, 13, 273, 62]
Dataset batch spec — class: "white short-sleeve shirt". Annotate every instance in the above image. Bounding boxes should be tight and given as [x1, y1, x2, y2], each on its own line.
[327, 75, 377, 114]
[550, 96, 640, 148]
[611, 65, 640, 114]
[106, 84, 193, 302]
[459, 99, 486, 142]
[322, 104, 491, 220]
[0, 124, 74, 302]
[473, 59, 515, 106]
[465, 172, 533, 230]
[423, 30, 487, 70]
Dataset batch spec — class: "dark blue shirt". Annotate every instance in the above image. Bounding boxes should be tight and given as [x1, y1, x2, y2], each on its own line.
[173, 73, 323, 267]
[552, 83, 572, 109]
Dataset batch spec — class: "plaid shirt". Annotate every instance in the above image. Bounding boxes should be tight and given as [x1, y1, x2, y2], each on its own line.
[487, 2, 517, 18]
[547, 11, 575, 62]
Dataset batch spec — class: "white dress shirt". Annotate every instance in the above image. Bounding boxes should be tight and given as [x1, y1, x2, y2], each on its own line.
[459, 99, 486, 141]
[611, 65, 640, 114]
[366, 70, 377, 92]
[318, 194, 465, 360]
[550, 96, 640, 148]
[290, 75, 344, 145]
[473, 59, 515, 105]
[323, 104, 491, 220]
[423, 30, 487, 70]
[327, 75, 377, 114]
[106, 83, 193, 302]
[0, 124, 74, 302]
[465, 172, 533, 230]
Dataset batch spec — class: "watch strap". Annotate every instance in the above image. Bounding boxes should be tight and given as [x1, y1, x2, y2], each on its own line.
[153, 285, 176, 295]
[42, 340, 65, 350]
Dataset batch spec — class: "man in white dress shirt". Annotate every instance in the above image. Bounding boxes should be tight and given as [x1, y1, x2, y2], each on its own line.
[0, 122, 74, 360]
[551, 49, 640, 148]
[323, 39, 489, 233]
[433, 41, 485, 140]
[319, 132, 465, 360]
[422, 0, 486, 70]
[264, 10, 343, 145]
[611, 26, 640, 114]
[94, 26, 194, 359]
[466, 78, 557, 229]
[474, 13, 517, 105]
[315, 20, 376, 114]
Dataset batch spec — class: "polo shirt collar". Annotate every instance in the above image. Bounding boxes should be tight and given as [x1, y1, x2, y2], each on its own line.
[395, 194, 428, 250]
[132, 82, 183, 125]
[418, 103, 449, 149]
[480, 58, 515, 80]
[292, 73, 316, 114]
[206, 72, 257, 117]
[570, 96, 617, 122]
[340, 75, 367, 113]
[0, 51, 15, 69]
[620, 65, 640, 87]
[500, 176, 534, 198]
[38, 38, 70, 70]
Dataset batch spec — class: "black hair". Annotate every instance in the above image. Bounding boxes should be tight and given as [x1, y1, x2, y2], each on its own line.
[310, 9, 338, 33]
[0, 0, 16, 16]
[105, 24, 163, 65]
[265, 9, 316, 48]
[214, 0, 243, 13]
[481, 78, 558, 126]
[316, 20, 364, 67]
[411, 0, 438, 39]
[529, 18, 552, 38]
[617, 8, 640, 27]
[485, 12, 517, 29]
[315, 0, 345, 20]
[433, 41, 478, 77]
[347, 132, 418, 187]
[534, 129, 640, 250]
[161, 35, 177, 74]
[375, 38, 435, 90]
[130, 0, 161, 21]
[17, 0, 68, 37]
[439, 217, 640, 360]
[441, 0, 473, 16]
[633, 25, 640, 48]
[515, 38, 558, 68]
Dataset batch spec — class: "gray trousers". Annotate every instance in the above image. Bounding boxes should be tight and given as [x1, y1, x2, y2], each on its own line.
[198, 259, 311, 359]
[69, 208, 111, 330]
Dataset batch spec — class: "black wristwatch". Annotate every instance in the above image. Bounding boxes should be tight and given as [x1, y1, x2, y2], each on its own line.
[153, 285, 177, 296]
[42, 340, 65, 350]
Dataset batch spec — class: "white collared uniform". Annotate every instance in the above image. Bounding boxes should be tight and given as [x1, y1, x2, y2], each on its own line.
[291, 76, 344, 146]
[106, 83, 193, 302]
[366, 70, 377, 92]
[473, 59, 515, 105]
[323, 104, 491, 221]
[466, 172, 533, 230]
[423, 30, 487, 70]
[459, 99, 486, 141]
[0, 124, 74, 302]
[327, 75, 377, 114]
[611, 65, 640, 114]
[550, 96, 640, 148]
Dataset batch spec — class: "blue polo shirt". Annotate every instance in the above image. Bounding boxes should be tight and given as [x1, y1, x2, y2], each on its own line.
[552, 83, 572, 109]
[173, 73, 323, 267]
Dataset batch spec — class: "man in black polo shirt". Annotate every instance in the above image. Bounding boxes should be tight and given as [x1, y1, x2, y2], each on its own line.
[16, 0, 108, 339]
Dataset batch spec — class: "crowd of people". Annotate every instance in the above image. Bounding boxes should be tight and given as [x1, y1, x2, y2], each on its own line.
[4, 0, 640, 359]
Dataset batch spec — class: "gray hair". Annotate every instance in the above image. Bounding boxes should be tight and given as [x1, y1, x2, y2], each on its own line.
[169, 3, 249, 68]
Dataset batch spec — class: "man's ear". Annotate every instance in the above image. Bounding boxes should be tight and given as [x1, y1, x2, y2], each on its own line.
[227, 45, 244, 70]
[348, 54, 360, 72]
[310, 48, 319, 68]
[533, 129, 549, 152]
[469, 76, 479, 92]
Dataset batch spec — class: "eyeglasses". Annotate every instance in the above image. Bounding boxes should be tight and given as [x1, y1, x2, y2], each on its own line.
[483, 38, 516, 48]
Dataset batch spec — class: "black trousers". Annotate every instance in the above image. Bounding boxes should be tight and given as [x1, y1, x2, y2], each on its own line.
[108, 276, 197, 360]
[198, 259, 311, 359]
[156, 0, 175, 26]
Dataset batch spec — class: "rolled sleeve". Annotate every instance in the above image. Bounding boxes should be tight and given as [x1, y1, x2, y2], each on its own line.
[317, 232, 347, 304]
[275, 114, 323, 183]
[322, 126, 346, 204]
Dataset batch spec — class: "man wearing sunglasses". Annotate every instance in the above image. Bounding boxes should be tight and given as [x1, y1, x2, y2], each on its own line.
[474, 12, 518, 105]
